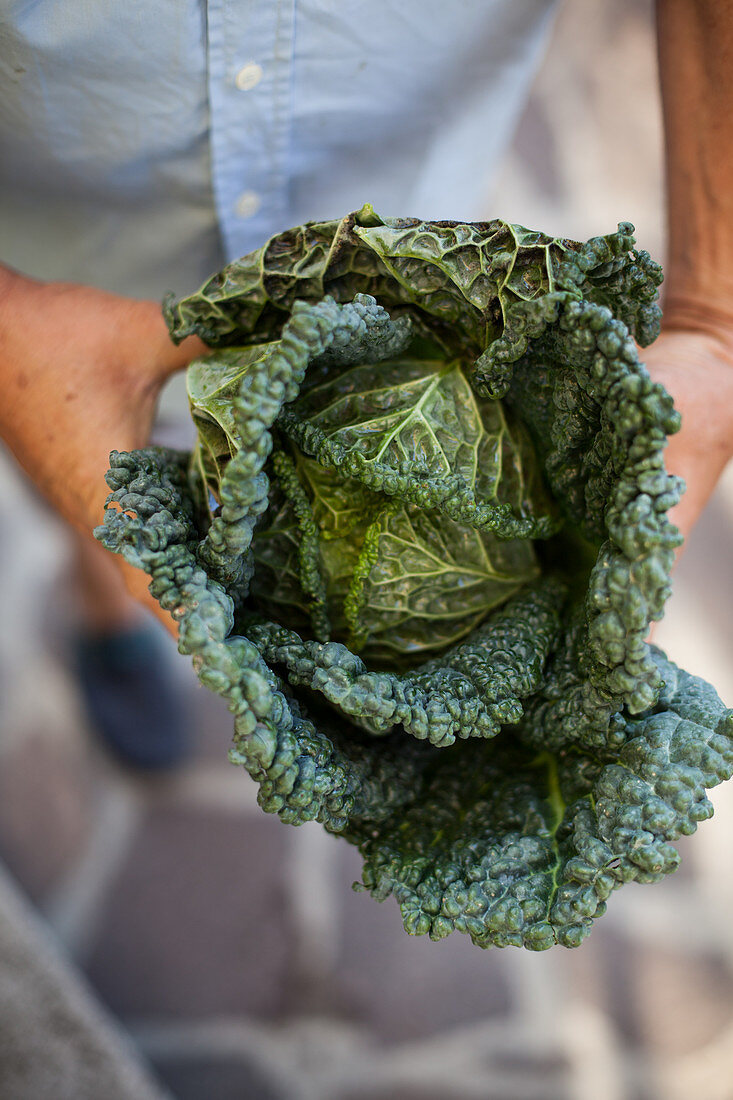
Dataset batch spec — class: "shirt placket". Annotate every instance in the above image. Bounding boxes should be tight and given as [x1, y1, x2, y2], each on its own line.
[207, 0, 295, 261]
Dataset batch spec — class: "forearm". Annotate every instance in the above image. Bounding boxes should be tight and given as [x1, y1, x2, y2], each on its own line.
[656, 0, 733, 335]
[1, 266, 151, 524]
[0, 262, 207, 631]
[0, 262, 202, 529]
[0, 264, 45, 441]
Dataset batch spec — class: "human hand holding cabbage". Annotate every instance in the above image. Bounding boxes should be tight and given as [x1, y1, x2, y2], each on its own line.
[643, 325, 733, 542]
[0, 264, 206, 627]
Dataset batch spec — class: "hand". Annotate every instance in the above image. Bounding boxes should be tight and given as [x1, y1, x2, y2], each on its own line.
[0, 266, 207, 628]
[642, 324, 733, 547]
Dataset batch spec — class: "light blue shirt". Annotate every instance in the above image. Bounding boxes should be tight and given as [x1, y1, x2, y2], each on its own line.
[1, 1, 558, 300]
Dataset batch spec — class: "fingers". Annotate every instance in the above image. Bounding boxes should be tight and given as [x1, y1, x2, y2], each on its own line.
[150, 308, 210, 381]
[156, 331, 210, 379]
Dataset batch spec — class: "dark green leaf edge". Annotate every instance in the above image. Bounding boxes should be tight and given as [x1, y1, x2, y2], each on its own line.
[476, 293, 685, 747]
[243, 576, 565, 747]
[194, 293, 407, 593]
[358, 658, 733, 949]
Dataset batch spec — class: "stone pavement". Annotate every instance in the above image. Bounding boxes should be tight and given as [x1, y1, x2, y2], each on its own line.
[3, 2, 733, 1098]
[0, 863, 168, 1100]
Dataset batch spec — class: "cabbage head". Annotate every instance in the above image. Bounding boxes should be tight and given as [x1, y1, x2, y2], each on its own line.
[96, 206, 733, 950]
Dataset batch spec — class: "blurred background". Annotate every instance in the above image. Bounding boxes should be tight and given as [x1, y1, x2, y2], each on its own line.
[2, 1, 732, 1098]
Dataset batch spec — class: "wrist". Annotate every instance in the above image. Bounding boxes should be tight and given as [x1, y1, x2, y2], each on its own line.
[661, 292, 733, 357]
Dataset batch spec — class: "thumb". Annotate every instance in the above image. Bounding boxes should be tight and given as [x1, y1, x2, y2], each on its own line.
[157, 331, 210, 380]
[142, 303, 210, 384]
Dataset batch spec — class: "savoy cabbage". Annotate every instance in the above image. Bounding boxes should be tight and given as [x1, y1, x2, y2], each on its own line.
[96, 206, 733, 950]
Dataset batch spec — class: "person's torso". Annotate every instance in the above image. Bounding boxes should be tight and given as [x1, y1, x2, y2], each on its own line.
[0, 0, 558, 297]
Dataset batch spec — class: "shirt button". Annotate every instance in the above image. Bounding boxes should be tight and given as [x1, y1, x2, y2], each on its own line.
[235, 191, 261, 219]
[235, 62, 263, 91]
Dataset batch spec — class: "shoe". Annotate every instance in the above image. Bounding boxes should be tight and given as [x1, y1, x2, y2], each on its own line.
[74, 621, 191, 771]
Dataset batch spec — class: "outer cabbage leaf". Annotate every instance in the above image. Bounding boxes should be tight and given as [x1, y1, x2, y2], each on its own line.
[356, 649, 733, 949]
[95, 210, 733, 950]
[165, 206, 660, 355]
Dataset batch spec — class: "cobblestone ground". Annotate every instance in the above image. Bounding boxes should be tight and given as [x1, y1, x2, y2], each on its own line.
[3, 3, 733, 1098]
